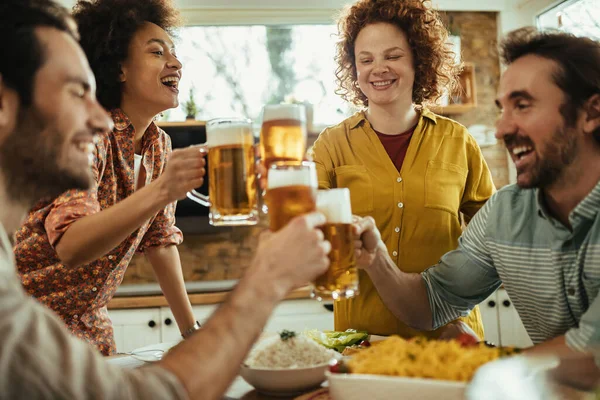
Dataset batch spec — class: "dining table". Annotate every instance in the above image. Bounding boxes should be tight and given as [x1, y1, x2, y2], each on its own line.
[106, 342, 596, 400]
[106, 350, 330, 400]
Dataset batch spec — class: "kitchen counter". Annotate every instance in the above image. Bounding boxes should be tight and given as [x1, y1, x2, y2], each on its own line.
[107, 286, 313, 309]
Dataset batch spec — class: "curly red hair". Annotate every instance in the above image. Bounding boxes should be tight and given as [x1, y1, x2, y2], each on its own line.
[335, 0, 460, 107]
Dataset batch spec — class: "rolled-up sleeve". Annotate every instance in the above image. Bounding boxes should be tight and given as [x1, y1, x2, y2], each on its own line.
[137, 202, 183, 253]
[44, 139, 106, 248]
[0, 243, 187, 399]
[566, 295, 600, 364]
[422, 196, 502, 329]
[44, 189, 101, 248]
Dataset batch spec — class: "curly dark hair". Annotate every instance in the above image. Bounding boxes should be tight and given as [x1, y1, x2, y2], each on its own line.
[72, 0, 181, 110]
[335, 0, 460, 108]
[500, 27, 600, 144]
[0, 0, 77, 106]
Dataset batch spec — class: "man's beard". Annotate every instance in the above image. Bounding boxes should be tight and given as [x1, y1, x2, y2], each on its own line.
[0, 107, 93, 206]
[518, 124, 578, 189]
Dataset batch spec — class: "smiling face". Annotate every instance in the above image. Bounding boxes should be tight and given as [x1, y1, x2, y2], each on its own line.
[495, 54, 580, 189]
[0, 27, 112, 204]
[119, 22, 182, 116]
[354, 22, 415, 109]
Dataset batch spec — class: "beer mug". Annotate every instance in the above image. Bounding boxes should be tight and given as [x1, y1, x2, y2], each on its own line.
[265, 161, 317, 232]
[260, 104, 307, 172]
[186, 118, 258, 226]
[312, 188, 359, 301]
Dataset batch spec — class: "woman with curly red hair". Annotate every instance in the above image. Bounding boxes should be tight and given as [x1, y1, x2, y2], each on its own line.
[13, 0, 206, 355]
[310, 0, 494, 340]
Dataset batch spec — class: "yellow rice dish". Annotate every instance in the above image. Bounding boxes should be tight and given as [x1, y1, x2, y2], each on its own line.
[347, 336, 519, 382]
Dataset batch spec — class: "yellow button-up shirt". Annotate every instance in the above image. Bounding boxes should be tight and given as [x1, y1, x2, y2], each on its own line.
[310, 109, 495, 339]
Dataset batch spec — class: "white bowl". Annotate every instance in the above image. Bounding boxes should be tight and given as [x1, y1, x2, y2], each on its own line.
[327, 371, 466, 400]
[240, 359, 337, 397]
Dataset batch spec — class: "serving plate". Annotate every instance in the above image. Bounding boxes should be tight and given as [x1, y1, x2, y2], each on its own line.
[327, 371, 466, 400]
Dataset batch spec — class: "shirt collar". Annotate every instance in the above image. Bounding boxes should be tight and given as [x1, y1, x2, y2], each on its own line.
[109, 108, 161, 145]
[535, 179, 600, 221]
[348, 107, 437, 130]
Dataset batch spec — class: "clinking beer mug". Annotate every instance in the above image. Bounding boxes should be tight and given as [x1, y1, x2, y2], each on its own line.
[312, 188, 359, 301]
[186, 118, 258, 226]
[264, 161, 317, 232]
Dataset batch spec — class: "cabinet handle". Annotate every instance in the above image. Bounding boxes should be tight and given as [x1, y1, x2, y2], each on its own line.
[164, 318, 172, 326]
[503, 300, 511, 308]
[487, 300, 496, 308]
[323, 304, 334, 312]
[148, 320, 156, 328]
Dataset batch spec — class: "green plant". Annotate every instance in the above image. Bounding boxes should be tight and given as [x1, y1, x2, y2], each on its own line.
[183, 87, 198, 119]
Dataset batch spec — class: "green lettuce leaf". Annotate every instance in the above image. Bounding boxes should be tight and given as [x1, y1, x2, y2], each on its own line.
[304, 329, 369, 352]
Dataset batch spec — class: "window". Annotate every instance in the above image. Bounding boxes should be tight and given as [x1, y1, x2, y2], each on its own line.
[537, 0, 600, 39]
[164, 24, 355, 131]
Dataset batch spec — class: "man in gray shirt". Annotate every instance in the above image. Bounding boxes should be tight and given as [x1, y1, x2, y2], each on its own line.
[0, 1, 332, 398]
[353, 28, 600, 389]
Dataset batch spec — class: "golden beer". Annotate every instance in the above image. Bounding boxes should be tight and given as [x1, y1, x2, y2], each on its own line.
[266, 185, 317, 232]
[313, 223, 358, 300]
[312, 188, 359, 301]
[186, 118, 258, 226]
[208, 143, 257, 216]
[266, 162, 317, 231]
[260, 104, 307, 171]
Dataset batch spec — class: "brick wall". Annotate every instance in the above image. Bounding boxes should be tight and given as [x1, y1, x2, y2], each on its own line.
[122, 11, 508, 285]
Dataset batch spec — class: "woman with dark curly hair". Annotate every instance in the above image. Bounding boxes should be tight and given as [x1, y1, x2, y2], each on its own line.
[13, 0, 206, 355]
[310, 0, 495, 340]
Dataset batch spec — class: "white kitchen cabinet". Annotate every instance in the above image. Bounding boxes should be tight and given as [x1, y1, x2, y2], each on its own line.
[160, 304, 219, 343]
[264, 299, 334, 333]
[478, 288, 532, 348]
[110, 299, 333, 353]
[110, 308, 162, 353]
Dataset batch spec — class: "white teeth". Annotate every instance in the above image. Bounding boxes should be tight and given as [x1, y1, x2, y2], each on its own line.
[161, 76, 179, 84]
[372, 80, 393, 87]
[512, 146, 532, 156]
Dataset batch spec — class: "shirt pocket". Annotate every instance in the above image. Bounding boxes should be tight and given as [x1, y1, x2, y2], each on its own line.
[424, 160, 468, 216]
[334, 165, 374, 215]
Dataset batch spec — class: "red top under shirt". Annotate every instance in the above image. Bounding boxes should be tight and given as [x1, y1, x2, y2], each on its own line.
[374, 125, 416, 173]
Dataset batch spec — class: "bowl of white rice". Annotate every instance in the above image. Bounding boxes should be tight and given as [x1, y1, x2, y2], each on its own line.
[240, 331, 339, 396]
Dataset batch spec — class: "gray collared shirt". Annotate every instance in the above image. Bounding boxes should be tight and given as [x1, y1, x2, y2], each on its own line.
[0, 223, 187, 399]
[422, 180, 600, 356]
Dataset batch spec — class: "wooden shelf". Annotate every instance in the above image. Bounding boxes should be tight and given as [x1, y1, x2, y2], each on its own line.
[157, 120, 206, 128]
[431, 62, 477, 115]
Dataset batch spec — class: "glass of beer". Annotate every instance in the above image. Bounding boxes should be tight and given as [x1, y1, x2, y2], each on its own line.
[312, 188, 359, 301]
[266, 161, 317, 232]
[260, 104, 307, 172]
[186, 118, 258, 226]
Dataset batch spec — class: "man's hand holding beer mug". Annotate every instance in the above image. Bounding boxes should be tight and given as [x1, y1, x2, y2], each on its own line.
[351, 215, 387, 271]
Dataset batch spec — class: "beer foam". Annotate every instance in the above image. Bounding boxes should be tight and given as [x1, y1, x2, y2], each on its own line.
[268, 167, 317, 190]
[317, 189, 353, 223]
[263, 104, 306, 123]
[207, 123, 254, 148]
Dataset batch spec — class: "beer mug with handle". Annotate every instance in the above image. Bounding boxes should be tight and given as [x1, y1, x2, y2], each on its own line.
[260, 104, 307, 172]
[312, 188, 359, 301]
[186, 118, 258, 226]
[265, 161, 317, 232]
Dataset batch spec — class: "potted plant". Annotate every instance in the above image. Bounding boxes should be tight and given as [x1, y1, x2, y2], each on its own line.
[183, 87, 198, 120]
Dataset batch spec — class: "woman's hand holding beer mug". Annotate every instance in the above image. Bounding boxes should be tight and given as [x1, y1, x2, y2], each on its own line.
[153, 144, 207, 206]
[352, 216, 387, 271]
